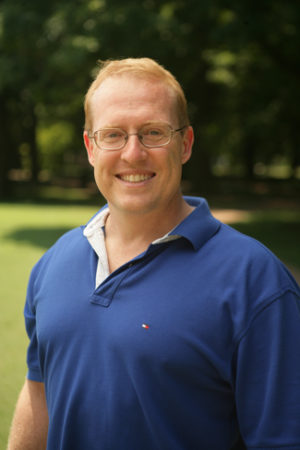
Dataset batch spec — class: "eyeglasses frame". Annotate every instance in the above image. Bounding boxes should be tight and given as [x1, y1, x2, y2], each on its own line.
[87, 124, 187, 151]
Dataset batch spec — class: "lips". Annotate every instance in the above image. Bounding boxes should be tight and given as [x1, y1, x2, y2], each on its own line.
[118, 173, 155, 183]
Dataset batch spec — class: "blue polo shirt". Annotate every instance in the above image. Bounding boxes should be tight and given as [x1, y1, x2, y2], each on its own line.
[25, 197, 300, 449]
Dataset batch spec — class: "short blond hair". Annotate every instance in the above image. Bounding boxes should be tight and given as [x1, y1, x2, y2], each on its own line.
[84, 57, 189, 131]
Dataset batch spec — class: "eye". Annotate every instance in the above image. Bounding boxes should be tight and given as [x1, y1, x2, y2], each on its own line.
[145, 127, 163, 136]
[108, 132, 120, 139]
[101, 129, 124, 141]
[140, 125, 169, 144]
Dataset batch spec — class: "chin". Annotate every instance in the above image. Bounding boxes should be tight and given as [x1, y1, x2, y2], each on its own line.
[116, 199, 159, 215]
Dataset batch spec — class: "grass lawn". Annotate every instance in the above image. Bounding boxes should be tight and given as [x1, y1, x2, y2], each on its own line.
[0, 202, 100, 448]
[0, 198, 299, 447]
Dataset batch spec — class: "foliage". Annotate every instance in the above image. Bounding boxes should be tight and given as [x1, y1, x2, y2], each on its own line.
[37, 121, 75, 176]
[0, 0, 299, 196]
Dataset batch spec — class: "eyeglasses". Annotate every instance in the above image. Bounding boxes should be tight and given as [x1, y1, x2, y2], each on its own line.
[88, 123, 187, 151]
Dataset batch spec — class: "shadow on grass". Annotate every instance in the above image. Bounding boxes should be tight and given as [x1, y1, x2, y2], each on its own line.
[5, 227, 74, 250]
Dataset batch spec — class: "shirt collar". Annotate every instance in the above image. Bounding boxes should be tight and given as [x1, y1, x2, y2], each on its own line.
[169, 197, 221, 250]
[83, 207, 109, 238]
[83, 196, 220, 252]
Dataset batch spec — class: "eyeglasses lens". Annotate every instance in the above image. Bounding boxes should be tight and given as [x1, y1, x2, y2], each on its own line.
[94, 124, 172, 150]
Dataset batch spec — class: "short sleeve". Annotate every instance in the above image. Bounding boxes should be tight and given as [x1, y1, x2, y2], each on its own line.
[24, 266, 43, 382]
[234, 288, 300, 448]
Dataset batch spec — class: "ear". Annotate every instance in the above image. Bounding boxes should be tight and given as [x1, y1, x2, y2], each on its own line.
[83, 130, 95, 167]
[181, 126, 194, 164]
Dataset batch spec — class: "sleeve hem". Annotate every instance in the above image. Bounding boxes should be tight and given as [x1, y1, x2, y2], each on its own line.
[27, 367, 43, 382]
[248, 446, 300, 449]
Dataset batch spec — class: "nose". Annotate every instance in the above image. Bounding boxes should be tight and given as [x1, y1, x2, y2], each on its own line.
[120, 134, 147, 163]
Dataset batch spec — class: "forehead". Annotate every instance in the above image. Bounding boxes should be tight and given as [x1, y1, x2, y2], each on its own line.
[89, 75, 178, 128]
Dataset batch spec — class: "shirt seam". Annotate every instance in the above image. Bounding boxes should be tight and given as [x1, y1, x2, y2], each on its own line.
[248, 445, 300, 449]
[234, 286, 300, 351]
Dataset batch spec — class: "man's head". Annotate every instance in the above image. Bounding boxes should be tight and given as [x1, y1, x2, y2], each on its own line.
[83, 57, 194, 218]
[84, 57, 189, 133]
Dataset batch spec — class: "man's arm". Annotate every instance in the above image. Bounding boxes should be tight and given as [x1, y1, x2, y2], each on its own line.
[235, 289, 300, 447]
[7, 379, 48, 450]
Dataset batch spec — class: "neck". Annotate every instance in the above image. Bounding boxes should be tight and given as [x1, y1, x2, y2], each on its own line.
[103, 196, 194, 273]
[106, 197, 193, 246]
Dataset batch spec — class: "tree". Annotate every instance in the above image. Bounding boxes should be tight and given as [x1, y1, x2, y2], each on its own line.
[0, 0, 299, 198]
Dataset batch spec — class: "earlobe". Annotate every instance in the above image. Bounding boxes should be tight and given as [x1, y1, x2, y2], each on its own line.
[181, 126, 194, 164]
[83, 131, 95, 166]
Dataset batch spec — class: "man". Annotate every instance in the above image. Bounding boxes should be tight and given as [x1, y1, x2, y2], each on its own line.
[8, 58, 300, 449]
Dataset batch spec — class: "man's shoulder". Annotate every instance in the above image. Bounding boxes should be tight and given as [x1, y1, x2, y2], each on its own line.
[181, 200, 299, 295]
[50, 225, 86, 252]
[39, 224, 83, 256]
[217, 221, 278, 262]
[41, 205, 106, 258]
[27, 225, 92, 292]
[212, 221, 299, 297]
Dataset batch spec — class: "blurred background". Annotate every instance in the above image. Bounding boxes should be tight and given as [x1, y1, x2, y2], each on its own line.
[0, 0, 299, 446]
[1, 0, 300, 200]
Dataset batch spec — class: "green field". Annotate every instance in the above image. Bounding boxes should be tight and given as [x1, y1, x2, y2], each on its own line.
[1, 200, 299, 448]
[0, 202, 100, 448]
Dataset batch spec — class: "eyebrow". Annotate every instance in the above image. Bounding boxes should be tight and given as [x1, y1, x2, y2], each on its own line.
[97, 121, 170, 130]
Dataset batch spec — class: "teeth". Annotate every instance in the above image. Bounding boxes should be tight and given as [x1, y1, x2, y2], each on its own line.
[121, 174, 152, 182]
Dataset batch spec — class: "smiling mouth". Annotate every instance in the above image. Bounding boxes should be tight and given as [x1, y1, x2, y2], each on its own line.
[118, 174, 155, 183]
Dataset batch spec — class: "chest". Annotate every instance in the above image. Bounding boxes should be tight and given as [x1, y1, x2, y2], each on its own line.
[34, 244, 238, 387]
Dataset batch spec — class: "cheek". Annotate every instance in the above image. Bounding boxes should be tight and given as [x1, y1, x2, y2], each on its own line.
[93, 154, 116, 182]
[167, 148, 183, 172]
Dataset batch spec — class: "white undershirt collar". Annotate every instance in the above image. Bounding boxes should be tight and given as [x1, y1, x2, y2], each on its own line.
[83, 208, 180, 287]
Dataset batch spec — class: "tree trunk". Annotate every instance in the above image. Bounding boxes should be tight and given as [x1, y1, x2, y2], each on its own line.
[243, 135, 256, 180]
[25, 102, 39, 183]
[183, 126, 212, 195]
[0, 95, 13, 198]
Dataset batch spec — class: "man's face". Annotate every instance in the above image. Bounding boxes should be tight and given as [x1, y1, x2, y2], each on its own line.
[84, 75, 193, 217]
